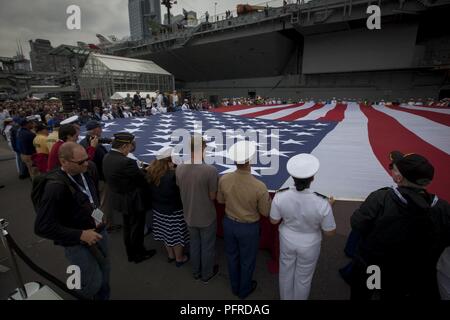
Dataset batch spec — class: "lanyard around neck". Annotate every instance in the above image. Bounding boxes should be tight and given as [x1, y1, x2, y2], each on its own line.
[66, 173, 95, 207]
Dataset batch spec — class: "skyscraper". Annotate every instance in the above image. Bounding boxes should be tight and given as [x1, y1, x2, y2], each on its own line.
[129, 0, 162, 40]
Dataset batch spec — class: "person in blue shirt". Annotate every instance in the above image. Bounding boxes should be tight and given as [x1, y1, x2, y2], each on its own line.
[17, 118, 37, 179]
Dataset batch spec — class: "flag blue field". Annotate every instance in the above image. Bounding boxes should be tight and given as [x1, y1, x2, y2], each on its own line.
[81, 102, 450, 201]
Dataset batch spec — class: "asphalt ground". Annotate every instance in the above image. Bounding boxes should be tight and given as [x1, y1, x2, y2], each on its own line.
[0, 139, 360, 300]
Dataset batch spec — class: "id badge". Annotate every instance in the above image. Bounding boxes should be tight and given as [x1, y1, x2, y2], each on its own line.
[91, 208, 104, 226]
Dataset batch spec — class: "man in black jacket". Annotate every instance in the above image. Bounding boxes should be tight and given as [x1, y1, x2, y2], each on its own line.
[350, 151, 450, 300]
[102, 132, 156, 263]
[35, 142, 110, 300]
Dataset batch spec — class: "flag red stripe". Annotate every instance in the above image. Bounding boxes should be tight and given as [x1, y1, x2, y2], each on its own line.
[318, 103, 347, 122]
[275, 103, 324, 121]
[238, 103, 304, 118]
[360, 104, 450, 202]
[213, 103, 285, 113]
[386, 105, 450, 126]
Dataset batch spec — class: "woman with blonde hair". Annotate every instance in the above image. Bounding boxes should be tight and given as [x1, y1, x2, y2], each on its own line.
[146, 146, 189, 266]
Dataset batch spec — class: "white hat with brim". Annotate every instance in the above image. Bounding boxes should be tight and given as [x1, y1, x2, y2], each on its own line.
[156, 146, 174, 160]
[60, 115, 79, 125]
[227, 141, 257, 164]
[286, 154, 320, 179]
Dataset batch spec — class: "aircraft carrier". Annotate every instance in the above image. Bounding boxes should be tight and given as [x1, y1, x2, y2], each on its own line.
[110, 0, 450, 101]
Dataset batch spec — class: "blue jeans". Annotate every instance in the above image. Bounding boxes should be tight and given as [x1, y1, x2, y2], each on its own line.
[15, 152, 27, 176]
[64, 230, 110, 300]
[188, 220, 216, 281]
[223, 216, 260, 298]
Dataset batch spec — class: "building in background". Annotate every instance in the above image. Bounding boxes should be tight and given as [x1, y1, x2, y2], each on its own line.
[29, 39, 70, 73]
[79, 53, 174, 101]
[129, 0, 162, 40]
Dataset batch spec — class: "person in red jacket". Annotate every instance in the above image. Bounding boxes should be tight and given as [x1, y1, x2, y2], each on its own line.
[47, 124, 98, 171]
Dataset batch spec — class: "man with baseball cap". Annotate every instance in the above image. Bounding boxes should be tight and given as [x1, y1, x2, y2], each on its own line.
[80, 120, 108, 180]
[217, 140, 271, 299]
[270, 153, 336, 300]
[349, 151, 450, 300]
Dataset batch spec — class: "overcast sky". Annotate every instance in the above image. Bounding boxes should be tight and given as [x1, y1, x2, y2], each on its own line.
[0, 0, 282, 59]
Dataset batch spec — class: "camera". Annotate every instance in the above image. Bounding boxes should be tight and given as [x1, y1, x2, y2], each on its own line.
[98, 137, 113, 144]
[88, 135, 113, 145]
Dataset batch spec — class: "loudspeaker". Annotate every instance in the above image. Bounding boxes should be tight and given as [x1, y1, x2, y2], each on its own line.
[61, 91, 80, 112]
[79, 99, 102, 113]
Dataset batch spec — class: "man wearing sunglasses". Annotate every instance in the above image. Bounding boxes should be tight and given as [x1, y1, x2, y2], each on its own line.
[35, 142, 110, 300]
[349, 151, 450, 300]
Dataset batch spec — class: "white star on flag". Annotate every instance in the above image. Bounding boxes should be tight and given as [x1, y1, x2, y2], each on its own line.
[306, 128, 322, 131]
[215, 164, 265, 177]
[261, 132, 281, 138]
[154, 134, 172, 140]
[104, 122, 117, 128]
[157, 123, 174, 128]
[314, 123, 329, 126]
[206, 141, 224, 149]
[155, 129, 172, 133]
[290, 124, 304, 128]
[205, 149, 228, 158]
[294, 132, 314, 136]
[127, 122, 148, 127]
[124, 128, 143, 134]
[281, 139, 305, 145]
[259, 148, 294, 158]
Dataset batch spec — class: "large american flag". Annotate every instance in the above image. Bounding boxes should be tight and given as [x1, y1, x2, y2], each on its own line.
[81, 102, 450, 202]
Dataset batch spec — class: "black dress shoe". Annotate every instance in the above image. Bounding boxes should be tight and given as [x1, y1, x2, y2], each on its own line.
[239, 280, 257, 299]
[132, 249, 156, 263]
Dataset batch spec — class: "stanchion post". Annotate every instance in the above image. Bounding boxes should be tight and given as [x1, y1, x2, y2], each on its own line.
[0, 218, 28, 299]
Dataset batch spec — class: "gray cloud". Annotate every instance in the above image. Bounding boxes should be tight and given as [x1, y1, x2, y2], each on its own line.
[0, 0, 283, 58]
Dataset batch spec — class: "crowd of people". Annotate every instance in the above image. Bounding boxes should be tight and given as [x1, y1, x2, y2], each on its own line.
[220, 96, 450, 107]
[0, 96, 449, 301]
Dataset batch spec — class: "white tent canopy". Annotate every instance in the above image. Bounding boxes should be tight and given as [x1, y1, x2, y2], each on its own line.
[93, 54, 171, 75]
[110, 91, 157, 100]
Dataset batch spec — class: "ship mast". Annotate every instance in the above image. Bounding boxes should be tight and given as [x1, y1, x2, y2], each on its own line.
[161, 0, 177, 26]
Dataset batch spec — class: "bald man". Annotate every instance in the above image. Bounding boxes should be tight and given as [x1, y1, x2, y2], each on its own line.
[35, 142, 110, 300]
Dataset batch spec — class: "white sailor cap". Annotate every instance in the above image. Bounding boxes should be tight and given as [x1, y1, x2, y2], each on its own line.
[227, 140, 257, 164]
[60, 115, 79, 125]
[156, 146, 174, 160]
[286, 154, 320, 179]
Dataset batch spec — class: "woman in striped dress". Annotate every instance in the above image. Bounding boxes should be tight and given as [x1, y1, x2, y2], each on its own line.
[146, 147, 190, 267]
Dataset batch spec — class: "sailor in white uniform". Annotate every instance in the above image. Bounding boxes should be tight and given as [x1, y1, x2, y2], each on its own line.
[270, 154, 336, 300]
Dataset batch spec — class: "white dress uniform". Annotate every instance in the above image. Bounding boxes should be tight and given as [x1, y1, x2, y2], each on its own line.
[270, 154, 336, 300]
[437, 247, 450, 300]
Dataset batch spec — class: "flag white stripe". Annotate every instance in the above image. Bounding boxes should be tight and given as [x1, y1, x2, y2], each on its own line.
[256, 102, 316, 120]
[399, 104, 450, 115]
[225, 103, 295, 115]
[281, 102, 392, 199]
[373, 104, 450, 155]
[297, 103, 335, 120]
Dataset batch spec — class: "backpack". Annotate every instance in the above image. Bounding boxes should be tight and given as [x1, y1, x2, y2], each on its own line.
[31, 169, 75, 213]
